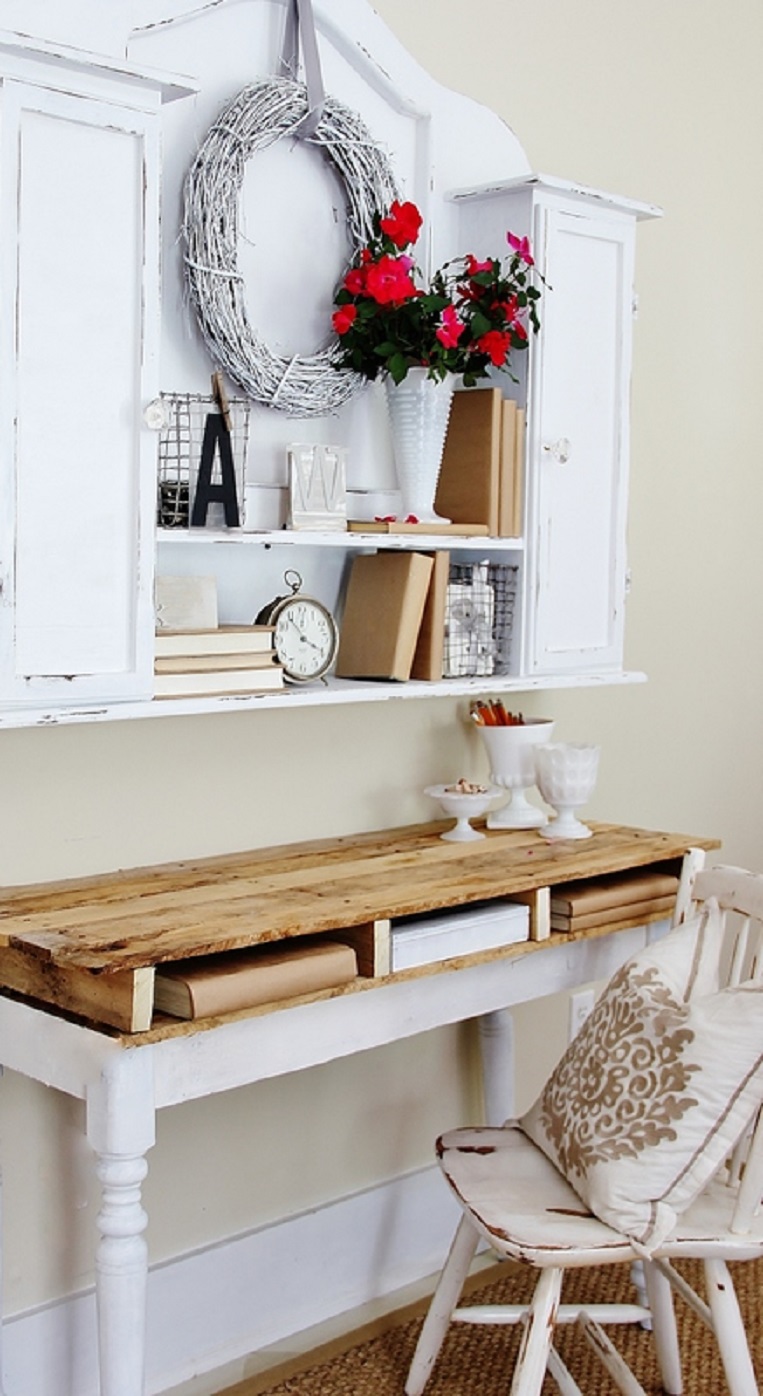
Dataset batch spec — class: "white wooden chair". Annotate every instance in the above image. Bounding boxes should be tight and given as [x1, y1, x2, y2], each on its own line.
[405, 864, 763, 1396]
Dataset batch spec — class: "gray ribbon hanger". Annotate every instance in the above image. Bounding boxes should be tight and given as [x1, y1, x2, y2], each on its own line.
[279, 0, 325, 138]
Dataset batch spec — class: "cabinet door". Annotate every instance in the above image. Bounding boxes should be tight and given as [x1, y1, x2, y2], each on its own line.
[526, 204, 636, 674]
[0, 79, 158, 706]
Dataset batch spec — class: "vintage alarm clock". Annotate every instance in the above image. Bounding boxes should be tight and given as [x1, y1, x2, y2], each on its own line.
[254, 569, 338, 683]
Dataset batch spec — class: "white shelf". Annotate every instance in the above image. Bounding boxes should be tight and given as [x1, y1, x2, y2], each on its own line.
[0, 669, 647, 729]
[157, 529, 524, 553]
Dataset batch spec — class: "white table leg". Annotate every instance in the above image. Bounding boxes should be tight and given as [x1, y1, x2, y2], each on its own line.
[86, 1051, 156, 1396]
[477, 1007, 515, 1124]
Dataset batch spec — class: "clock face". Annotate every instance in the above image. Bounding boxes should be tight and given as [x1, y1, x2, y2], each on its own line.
[273, 597, 337, 682]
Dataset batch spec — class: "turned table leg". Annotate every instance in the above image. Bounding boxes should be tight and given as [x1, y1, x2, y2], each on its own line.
[86, 1052, 156, 1396]
[478, 1007, 515, 1124]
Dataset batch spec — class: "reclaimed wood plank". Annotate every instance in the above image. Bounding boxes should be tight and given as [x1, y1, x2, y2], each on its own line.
[0, 948, 153, 1032]
[0, 825, 717, 974]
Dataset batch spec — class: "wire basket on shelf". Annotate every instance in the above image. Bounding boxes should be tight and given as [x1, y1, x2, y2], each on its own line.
[156, 392, 250, 529]
[444, 561, 519, 678]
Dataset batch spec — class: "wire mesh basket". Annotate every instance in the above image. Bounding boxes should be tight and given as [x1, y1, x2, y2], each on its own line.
[444, 561, 519, 678]
[156, 392, 250, 529]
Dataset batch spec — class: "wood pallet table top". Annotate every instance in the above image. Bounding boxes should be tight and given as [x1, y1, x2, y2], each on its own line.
[0, 822, 719, 976]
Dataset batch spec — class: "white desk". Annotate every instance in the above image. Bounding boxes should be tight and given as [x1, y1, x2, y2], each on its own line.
[0, 824, 712, 1395]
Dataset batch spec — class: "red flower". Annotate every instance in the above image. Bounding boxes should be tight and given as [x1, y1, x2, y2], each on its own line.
[512, 321, 528, 341]
[506, 231, 534, 266]
[466, 254, 494, 276]
[365, 255, 417, 305]
[343, 267, 366, 294]
[380, 200, 423, 249]
[477, 329, 512, 366]
[332, 304, 358, 335]
[436, 304, 466, 349]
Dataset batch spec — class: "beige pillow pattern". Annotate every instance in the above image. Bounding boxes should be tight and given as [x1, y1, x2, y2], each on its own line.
[520, 907, 763, 1253]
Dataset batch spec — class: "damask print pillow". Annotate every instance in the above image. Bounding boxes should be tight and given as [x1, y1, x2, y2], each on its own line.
[520, 905, 763, 1253]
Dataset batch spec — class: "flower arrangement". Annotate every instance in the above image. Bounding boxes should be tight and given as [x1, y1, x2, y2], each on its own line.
[331, 200, 542, 386]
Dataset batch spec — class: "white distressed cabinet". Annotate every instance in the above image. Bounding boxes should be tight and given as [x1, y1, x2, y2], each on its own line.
[452, 176, 660, 677]
[0, 35, 192, 710]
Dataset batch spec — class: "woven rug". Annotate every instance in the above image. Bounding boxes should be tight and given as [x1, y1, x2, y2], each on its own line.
[234, 1257, 762, 1395]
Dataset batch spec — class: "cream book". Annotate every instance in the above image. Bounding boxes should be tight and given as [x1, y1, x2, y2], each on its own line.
[335, 551, 434, 681]
[434, 387, 501, 533]
[154, 940, 358, 1020]
[155, 625, 274, 658]
[155, 652, 279, 675]
[153, 666, 283, 698]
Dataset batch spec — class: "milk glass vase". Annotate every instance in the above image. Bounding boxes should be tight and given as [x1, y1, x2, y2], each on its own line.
[478, 718, 555, 829]
[384, 368, 455, 523]
[535, 742, 601, 840]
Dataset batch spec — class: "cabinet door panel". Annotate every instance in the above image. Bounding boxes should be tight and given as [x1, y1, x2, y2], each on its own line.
[529, 208, 634, 673]
[0, 81, 157, 703]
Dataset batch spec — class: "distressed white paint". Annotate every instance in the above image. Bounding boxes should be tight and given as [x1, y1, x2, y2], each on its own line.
[0, 918, 667, 1394]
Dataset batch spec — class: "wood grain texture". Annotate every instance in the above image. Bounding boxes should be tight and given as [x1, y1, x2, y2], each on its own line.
[0, 824, 717, 976]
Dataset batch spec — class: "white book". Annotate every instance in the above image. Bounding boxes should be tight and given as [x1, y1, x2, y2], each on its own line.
[154, 625, 274, 658]
[154, 666, 283, 699]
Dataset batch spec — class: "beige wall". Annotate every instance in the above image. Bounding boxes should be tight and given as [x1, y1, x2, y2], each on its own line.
[2, 0, 762, 1315]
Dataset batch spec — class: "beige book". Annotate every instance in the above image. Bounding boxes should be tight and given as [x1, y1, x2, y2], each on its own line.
[410, 550, 450, 681]
[153, 666, 283, 698]
[551, 894, 677, 933]
[154, 625, 274, 658]
[335, 551, 434, 681]
[154, 940, 358, 1020]
[155, 652, 279, 675]
[434, 388, 501, 533]
[551, 870, 680, 916]
[497, 398, 519, 536]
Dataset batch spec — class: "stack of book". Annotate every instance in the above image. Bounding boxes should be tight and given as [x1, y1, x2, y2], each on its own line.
[434, 387, 524, 536]
[550, 870, 680, 933]
[154, 625, 283, 698]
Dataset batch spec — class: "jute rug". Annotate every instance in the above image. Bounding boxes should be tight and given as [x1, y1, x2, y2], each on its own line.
[228, 1257, 762, 1395]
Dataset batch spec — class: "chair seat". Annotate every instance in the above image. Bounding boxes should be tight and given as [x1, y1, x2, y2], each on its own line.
[438, 1125, 763, 1267]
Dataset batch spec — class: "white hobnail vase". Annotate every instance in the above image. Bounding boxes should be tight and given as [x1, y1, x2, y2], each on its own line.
[384, 368, 455, 523]
[478, 719, 556, 829]
[535, 743, 601, 841]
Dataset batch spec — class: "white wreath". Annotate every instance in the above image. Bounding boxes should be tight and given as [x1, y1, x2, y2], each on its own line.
[183, 76, 399, 419]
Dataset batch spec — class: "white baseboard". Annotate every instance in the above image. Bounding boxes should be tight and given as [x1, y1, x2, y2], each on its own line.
[3, 1164, 461, 1395]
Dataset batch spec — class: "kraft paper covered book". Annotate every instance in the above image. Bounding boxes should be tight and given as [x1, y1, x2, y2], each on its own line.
[551, 893, 677, 933]
[410, 550, 449, 681]
[335, 551, 434, 680]
[434, 387, 501, 533]
[550, 870, 679, 916]
[154, 939, 358, 1020]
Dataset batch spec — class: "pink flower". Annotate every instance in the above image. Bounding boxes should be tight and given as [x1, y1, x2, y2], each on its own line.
[436, 304, 466, 349]
[332, 304, 357, 335]
[466, 254, 494, 276]
[477, 329, 512, 366]
[365, 255, 417, 305]
[380, 200, 423, 249]
[506, 231, 534, 266]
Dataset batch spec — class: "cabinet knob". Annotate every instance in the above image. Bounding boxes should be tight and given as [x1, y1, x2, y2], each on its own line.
[542, 437, 572, 464]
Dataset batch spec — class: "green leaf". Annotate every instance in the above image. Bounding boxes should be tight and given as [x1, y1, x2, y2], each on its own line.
[388, 352, 408, 384]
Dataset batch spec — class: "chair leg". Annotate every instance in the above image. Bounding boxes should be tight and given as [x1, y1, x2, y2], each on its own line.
[509, 1267, 562, 1396]
[704, 1259, 759, 1396]
[405, 1214, 480, 1396]
[643, 1260, 683, 1395]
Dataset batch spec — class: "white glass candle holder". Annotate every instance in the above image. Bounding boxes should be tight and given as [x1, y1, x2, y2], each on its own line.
[478, 719, 555, 829]
[535, 743, 600, 841]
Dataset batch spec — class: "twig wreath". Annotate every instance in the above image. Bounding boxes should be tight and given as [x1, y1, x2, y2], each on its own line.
[183, 76, 399, 419]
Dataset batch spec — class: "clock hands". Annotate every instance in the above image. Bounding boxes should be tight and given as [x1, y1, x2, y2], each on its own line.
[286, 613, 322, 653]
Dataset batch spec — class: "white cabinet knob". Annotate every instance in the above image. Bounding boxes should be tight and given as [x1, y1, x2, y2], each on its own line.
[542, 437, 572, 464]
